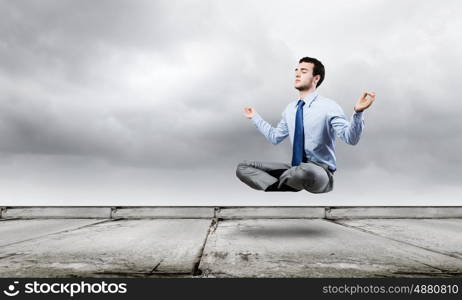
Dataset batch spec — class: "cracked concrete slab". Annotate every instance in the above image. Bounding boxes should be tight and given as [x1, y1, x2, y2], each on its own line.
[0, 219, 107, 246]
[334, 219, 462, 259]
[198, 219, 462, 277]
[0, 219, 212, 277]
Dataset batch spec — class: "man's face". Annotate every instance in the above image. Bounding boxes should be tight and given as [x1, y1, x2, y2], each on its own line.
[294, 62, 319, 91]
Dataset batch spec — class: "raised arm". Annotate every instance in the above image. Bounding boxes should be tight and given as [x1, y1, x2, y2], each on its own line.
[329, 109, 364, 145]
[243, 107, 289, 145]
[329, 92, 376, 145]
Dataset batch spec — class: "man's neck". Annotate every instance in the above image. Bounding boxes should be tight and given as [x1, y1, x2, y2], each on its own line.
[299, 87, 317, 99]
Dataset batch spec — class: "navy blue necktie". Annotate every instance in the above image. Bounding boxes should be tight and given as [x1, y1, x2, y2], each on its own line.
[291, 99, 305, 166]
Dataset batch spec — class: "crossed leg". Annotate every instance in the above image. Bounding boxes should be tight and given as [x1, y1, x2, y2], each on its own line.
[278, 162, 330, 193]
[236, 160, 331, 193]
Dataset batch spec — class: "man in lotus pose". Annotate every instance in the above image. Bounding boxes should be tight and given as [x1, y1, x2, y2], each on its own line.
[236, 57, 376, 193]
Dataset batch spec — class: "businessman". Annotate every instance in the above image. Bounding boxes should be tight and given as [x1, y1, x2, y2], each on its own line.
[236, 57, 376, 193]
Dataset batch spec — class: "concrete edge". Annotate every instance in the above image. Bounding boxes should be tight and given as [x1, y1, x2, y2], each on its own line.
[1, 207, 112, 219]
[0, 206, 461, 219]
[217, 207, 325, 219]
[112, 207, 215, 219]
[326, 207, 462, 219]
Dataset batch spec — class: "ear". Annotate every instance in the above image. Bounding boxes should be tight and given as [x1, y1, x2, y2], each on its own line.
[313, 74, 321, 85]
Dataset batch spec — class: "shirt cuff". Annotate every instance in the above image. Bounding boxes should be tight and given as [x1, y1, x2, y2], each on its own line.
[251, 113, 263, 125]
[353, 110, 364, 120]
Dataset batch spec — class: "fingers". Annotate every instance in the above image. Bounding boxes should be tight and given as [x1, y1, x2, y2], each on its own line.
[244, 107, 255, 114]
[366, 92, 376, 98]
[361, 92, 376, 103]
[243, 107, 255, 118]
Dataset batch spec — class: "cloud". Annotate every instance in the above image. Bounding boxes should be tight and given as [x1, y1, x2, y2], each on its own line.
[0, 0, 461, 204]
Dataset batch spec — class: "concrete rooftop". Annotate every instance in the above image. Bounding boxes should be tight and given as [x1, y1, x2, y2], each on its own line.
[1, 206, 462, 278]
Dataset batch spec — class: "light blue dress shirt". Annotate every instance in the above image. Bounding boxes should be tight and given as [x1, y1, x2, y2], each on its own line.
[251, 90, 365, 173]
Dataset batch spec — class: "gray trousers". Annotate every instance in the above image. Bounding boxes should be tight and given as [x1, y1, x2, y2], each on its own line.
[236, 160, 334, 193]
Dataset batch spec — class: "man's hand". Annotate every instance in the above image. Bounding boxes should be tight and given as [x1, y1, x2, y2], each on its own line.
[354, 92, 376, 113]
[243, 107, 256, 119]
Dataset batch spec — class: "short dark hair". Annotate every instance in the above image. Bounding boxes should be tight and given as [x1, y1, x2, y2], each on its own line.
[298, 57, 325, 88]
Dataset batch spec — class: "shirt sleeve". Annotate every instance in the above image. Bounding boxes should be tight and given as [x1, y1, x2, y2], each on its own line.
[251, 111, 289, 145]
[329, 105, 365, 145]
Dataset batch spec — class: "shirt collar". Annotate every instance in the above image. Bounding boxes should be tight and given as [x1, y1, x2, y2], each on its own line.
[295, 90, 319, 108]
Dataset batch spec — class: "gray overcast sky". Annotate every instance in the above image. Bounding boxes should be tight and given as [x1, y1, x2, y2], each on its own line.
[1, 0, 461, 205]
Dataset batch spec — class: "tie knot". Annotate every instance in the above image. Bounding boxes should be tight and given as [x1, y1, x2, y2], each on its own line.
[297, 99, 305, 107]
